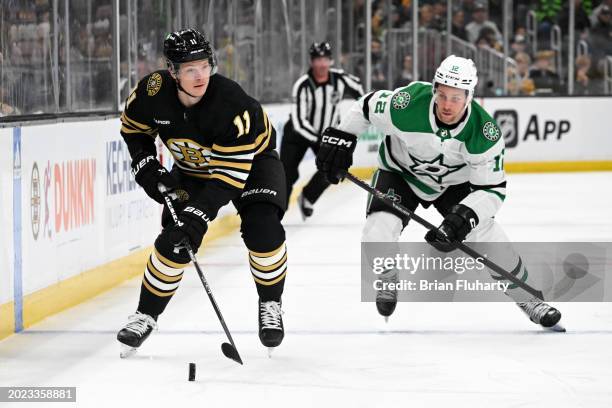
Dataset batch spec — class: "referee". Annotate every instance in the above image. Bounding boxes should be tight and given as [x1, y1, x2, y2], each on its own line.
[280, 42, 363, 220]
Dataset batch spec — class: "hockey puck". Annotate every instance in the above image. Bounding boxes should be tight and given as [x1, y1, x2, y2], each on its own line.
[188, 362, 196, 381]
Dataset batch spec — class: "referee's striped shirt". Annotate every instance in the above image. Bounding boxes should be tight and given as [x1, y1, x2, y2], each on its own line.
[290, 68, 364, 143]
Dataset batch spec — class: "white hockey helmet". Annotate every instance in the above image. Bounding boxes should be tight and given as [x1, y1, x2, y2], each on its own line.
[432, 55, 478, 101]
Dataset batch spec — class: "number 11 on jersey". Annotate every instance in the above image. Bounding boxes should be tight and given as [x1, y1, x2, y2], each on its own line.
[234, 110, 251, 138]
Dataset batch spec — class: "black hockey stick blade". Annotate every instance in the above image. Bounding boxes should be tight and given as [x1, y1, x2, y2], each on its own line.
[221, 342, 243, 365]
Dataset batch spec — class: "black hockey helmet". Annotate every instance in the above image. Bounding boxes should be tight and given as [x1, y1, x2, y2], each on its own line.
[309, 42, 332, 59]
[163, 28, 217, 74]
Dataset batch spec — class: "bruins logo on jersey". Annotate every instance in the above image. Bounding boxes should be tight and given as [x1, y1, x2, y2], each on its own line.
[147, 73, 163, 96]
[482, 121, 501, 142]
[167, 139, 211, 170]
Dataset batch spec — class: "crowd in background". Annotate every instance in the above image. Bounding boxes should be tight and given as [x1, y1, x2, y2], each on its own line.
[367, 0, 612, 95]
[1, 0, 611, 118]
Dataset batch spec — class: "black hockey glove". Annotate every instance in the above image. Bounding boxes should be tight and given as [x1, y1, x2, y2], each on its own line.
[131, 152, 179, 204]
[165, 204, 210, 251]
[425, 204, 479, 253]
[316, 127, 358, 184]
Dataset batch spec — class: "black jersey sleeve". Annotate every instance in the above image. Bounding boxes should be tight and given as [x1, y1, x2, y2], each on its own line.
[120, 75, 159, 158]
[191, 102, 272, 219]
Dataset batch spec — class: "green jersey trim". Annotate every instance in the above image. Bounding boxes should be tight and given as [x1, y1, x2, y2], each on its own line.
[483, 188, 506, 201]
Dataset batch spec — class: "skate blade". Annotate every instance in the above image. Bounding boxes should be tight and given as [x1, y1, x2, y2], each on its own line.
[267, 347, 275, 358]
[119, 344, 138, 358]
[384, 316, 389, 323]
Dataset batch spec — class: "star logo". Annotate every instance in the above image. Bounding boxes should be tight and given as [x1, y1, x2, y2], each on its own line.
[408, 153, 466, 184]
[384, 188, 401, 204]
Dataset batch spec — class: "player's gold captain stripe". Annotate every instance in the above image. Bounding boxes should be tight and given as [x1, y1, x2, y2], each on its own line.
[212, 112, 270, 154]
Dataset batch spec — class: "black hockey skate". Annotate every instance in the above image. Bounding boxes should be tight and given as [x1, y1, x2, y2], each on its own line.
[258, 299, 284, 356]
[297, 193, 314, 221]
[516, 299, 565, 332]
[117, 312, 158, 358]
[376, 269, 398, 322]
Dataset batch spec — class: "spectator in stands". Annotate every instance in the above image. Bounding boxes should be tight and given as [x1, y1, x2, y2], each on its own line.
[419, 4, 435, 29]
[575, 54, 598, 95]
[590, 5, 612, 61]
[510, 52, 535, 95]
[466, 2, 502, 44]
[394, 55, 414, 88]
[510, 33, 528, 55]
[515, 52, 531, 79]
[430, 1, 447, 31]
[371, 38, 386, 90]
[590, 0, 612, 25]
[529, 50, 561, 94]
[559, 0, 591, 35]
[0, 86, 20, 116]
[452, 9, 468, 41]
[476, 26, 503, 51]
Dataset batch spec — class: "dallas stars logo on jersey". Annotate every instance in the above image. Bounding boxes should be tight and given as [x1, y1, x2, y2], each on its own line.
[408, 153, 466, 184]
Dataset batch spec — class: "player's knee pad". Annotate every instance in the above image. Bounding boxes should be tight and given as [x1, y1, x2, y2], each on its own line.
[154, 230, 191, 265]
[240, 203, 286, 252]
[362, 211, 404, 242]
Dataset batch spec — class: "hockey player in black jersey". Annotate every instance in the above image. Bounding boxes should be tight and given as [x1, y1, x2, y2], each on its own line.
[116, 29, 287, 357]
[280, 42, 363, 220]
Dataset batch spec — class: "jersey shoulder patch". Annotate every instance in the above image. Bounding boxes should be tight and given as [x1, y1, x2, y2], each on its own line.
[457, 102, 503, 155]
[146, 72, 163, 96]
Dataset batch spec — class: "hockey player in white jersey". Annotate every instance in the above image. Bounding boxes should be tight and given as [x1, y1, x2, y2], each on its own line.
[316, 55, 564, 331]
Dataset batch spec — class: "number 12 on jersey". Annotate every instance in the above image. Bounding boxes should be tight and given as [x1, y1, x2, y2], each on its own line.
[234, 110, 251, 138]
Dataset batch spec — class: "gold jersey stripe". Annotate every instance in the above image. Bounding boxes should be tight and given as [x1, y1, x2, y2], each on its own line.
[143, 278, 177, 297]
[252, 270, 287, 286]
[249, 252, 288, 272]
[121, 112, 152, 131]
[208, 159, 253, 171]
[120, 125, 157, 136]
[249, 242, 285, 258]
[147, 259, 184, 283]
[154, 248, 189, 269]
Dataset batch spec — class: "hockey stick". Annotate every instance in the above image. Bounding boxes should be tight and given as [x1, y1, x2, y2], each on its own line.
[159, 186, 243, 365]
[343, 171, 544, 300]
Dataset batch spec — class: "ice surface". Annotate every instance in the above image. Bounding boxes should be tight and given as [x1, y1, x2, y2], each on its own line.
[1, 172, 611, 407]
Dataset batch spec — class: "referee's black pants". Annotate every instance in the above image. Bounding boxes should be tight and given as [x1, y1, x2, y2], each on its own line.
[280, 121, 331, 207]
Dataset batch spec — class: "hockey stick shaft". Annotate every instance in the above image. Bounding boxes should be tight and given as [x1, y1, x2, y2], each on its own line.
[160, 187, 243, 364]
[344, 172, 543, 300]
